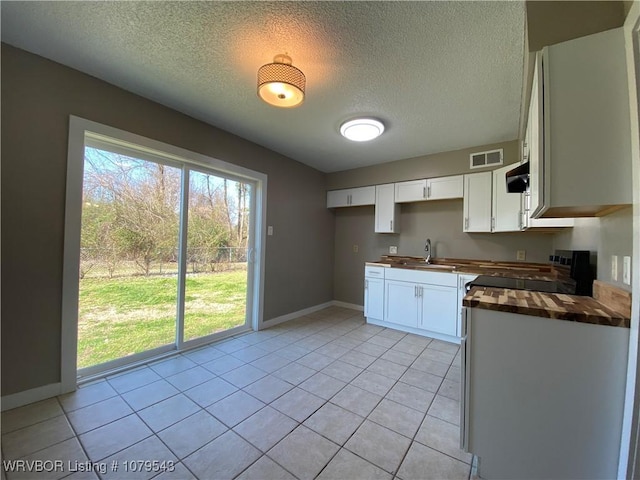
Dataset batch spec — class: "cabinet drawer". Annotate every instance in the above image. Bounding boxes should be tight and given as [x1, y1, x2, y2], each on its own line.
[385, 267, 457, 287]
[365, 265, 386, 278]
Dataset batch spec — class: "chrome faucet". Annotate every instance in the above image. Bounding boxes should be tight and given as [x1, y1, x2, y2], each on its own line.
[424, 238, 432, 264]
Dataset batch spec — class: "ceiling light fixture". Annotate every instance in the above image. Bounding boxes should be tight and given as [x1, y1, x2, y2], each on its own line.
[257, 54, 306, 108]
[340, 118, 385, 142]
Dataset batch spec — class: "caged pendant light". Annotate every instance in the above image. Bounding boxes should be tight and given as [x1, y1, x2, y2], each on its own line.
[257, 54, 306, 108]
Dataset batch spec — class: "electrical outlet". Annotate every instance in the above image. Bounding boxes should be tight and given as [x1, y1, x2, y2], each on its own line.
[623, 256, 631, 285]
[516, 250, 526, 261]
[611, 255, 619, 282]
[353, 244, 359, 253]
[389, 246, 398, 254]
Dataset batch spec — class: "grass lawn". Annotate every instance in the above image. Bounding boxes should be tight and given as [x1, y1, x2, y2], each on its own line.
[78, 270, 247, 369]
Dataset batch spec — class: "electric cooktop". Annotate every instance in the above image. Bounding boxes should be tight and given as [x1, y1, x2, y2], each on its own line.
[466, 275, 578, 295]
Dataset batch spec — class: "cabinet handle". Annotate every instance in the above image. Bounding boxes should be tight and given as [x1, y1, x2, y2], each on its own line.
[423, 187, 426, 199]
[518, 211, 523, 230]
[365, 279, 368, 290]
[349, 194, 352, 205]
[464, 218, 469, 230]
[428, 185, 431, 198]
[491, 217, 495, 231]
[390, 220, 393, 231]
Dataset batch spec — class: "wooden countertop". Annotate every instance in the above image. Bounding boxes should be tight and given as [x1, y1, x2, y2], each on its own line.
[463, 287, 630, 328]
[367, 255, 631, 328]
[367, 255, 562, 280]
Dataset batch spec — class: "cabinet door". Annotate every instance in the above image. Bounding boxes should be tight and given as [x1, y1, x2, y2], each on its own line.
[419, 284, 458, 336]
[542, 28, 631, 215]
[395, 179, 427, 203]
[327, 189, 350, 208]
[375, 183, 400, 233]
[528, 52, 545, 218]
[385, 280, 419, 328]
[427, 175, 464, 200]
[463, 172, 492, 232]
[350, 186, 376, 206]
[327, 186, 375, 208]
[364, 277, 384, 321]
[492, 164, 522, 232]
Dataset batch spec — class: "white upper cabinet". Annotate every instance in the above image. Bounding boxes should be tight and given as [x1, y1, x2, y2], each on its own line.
[327, 186, 375, 208]
[528, 53, 544, 218]
[426, 175, 464, 200]
[375, 183, 400, 233]
[395, 179, 427, 203]
[534, 27, 632, 218]
[463, 172, 492, 232]
[395, 175, 464, 203]
[492, 164, 522, 232]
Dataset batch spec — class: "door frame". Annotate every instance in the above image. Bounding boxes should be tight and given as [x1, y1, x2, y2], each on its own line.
[61, 116, 267, 392]
[621, 3, 640, 477]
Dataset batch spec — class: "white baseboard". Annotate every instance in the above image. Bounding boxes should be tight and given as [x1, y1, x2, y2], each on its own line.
[2, 301, 364, 410]
[1, 383, 62, 412]
[261, 300, 363, 329]
[332, 301, 363, 311]
[366, 317, 461, 344]
[261, 301, 334, 329]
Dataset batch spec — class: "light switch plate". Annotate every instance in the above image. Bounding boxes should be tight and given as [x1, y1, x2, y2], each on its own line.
[389, 246, 398, 254]
[516, 250, 526, 261]
[623, 256, 631, 285]
[267, 226, 273, 236]
[353, 244, 359, 253]
[611, 255, 618, 282]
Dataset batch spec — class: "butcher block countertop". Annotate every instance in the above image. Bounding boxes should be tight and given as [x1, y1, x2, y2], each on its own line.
[367, 255, 631, 328]
[367, 255, 560, 280]
[463, 286, 630, 328]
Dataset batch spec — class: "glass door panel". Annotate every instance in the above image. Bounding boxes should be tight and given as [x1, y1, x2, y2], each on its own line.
[78, 147, 181, 369]
[183, 170, 250, 341]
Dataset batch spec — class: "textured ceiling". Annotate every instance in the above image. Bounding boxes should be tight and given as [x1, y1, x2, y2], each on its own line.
[1, 1, 526, 173]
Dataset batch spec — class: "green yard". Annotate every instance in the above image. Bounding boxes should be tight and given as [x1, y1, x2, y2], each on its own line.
[78, 270, 247, 368]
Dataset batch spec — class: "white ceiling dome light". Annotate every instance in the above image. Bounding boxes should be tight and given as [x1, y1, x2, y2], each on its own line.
[340, 118, 385, 142]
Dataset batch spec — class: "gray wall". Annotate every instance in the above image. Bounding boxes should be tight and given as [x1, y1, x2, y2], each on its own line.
[334, 200, 555, 305]
[1, 45, 335, 396]
[326, 141, 520, 189]
[554, 208, 633, 292]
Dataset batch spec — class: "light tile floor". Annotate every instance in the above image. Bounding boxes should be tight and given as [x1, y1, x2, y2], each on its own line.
[1, 307, 473, 480]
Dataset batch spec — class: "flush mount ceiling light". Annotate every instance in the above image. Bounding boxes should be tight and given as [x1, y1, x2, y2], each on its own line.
[257, 54, 306, 108]
[340, 118, 385, 142]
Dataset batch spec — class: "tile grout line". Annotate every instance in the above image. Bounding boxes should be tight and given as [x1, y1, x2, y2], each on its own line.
[3, 309, 468, 480]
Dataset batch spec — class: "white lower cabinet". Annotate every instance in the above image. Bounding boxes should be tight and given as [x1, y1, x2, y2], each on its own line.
[369, 266, 461, 341]
[420, 284, 457, 336]
[462, 307, 629, 479]
[385, 280, 420, 328]
[364, 266, 385, 320]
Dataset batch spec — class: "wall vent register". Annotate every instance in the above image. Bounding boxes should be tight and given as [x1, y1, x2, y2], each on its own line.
[470, 148, 503, 169]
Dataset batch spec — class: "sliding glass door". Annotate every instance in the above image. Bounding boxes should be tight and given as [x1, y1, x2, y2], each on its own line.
[183, 170, 250, 342]
[76, 140, 254, 375]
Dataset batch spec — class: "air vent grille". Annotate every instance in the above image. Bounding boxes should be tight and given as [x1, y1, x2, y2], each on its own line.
[470, 148, 503, 169]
